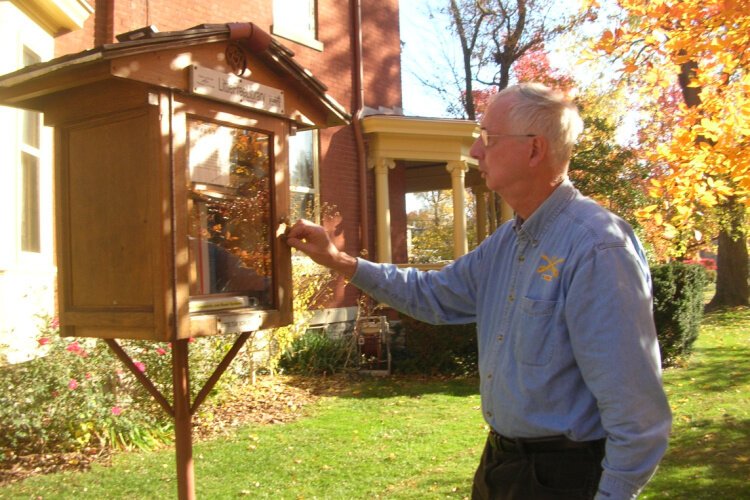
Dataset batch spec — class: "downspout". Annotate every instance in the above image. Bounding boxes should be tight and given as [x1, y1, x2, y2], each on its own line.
[352, 0, 370, 259]
[95, 0, 116, 46]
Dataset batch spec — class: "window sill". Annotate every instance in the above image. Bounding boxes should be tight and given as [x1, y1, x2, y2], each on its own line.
[271, 26, 324, 52]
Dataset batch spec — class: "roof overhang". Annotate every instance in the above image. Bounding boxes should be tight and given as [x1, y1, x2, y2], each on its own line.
[0, 23, 350, 128]
[362, 115, 478, 164]
[362, 114, 481, 192]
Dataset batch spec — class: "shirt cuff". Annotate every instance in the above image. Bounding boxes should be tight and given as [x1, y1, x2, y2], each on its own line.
[350, 257, 375, 287]
[595, 472, 641, 500]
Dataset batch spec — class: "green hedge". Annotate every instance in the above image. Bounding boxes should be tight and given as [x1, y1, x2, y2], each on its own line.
[394, 262, 707, 373]
[394, 316, 478, 376]
[278, 329, 351, 375]
[651, 262, 707, 367]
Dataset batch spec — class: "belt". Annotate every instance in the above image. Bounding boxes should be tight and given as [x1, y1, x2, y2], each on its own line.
[488, 429, 605, 454]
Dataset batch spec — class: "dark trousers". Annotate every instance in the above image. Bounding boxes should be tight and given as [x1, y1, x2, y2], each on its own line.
[471, 434, 605, 500]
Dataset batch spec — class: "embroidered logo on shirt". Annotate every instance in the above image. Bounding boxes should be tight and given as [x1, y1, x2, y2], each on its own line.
[537, 255, 564, 281]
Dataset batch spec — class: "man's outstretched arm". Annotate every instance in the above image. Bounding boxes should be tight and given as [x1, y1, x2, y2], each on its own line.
[284, 219, 358, 278]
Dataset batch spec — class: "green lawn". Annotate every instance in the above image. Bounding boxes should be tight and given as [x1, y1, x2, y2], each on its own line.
[640, 306, 750, 499]
[1, 307, 748, 499]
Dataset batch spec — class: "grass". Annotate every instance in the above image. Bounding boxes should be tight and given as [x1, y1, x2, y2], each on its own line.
[640, 306, 750, 499]
[0, 378, 486, 499]
[1, 306, 748, 499]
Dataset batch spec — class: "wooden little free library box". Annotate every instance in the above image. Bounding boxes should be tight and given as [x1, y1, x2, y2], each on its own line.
[0, 23, 349, 342]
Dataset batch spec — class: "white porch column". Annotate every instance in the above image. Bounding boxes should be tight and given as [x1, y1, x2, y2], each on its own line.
[446, 161, 469, 258]
[473, 184, 488, 244]
[500, 199, 514, 224]
[488, 193, 498, 233]
[371, 157, 395, 263]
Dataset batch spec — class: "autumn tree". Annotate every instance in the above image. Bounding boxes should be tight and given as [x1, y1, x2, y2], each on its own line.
[408, 190, 477, 263]
[419, 0, 591, 119]
[569, 92, 650, 230]
[591, 0, 750, 308]
[513, 48, 651, 231]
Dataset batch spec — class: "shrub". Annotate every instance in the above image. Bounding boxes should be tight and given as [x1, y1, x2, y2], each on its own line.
[0, 317, 254, 462]
[278, 329, 351, 375]
[394, 316, 478, 376]
[0, 319, 166, 460]
[265, 257, 335, 373]
[683, 257, 717, 282]
[651, 262, 708, 367]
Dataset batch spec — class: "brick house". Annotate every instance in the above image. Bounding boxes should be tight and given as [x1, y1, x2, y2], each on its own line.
[0, 0, 485, 360]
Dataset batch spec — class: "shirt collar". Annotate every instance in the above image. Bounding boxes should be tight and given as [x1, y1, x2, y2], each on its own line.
[513, 178, 576, 243]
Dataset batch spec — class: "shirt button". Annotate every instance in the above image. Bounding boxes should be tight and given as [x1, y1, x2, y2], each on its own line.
[497, 335, 504, 342]
[487, 373, 493, 379]
[518, 255, 525, 262]
[486, 411, 493, 418]
[508, 294, 515, 302]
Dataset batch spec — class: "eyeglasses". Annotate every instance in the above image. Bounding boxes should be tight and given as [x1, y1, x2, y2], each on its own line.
[479, 128, 535, 147]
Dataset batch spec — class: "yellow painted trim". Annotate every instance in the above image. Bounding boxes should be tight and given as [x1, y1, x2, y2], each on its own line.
[12, 0, 93, 34]
[362, 115, 479, 166]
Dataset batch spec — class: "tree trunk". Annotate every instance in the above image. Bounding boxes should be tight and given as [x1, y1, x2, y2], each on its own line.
[707, 200, 749, 311]
[677, 58, 749, 310]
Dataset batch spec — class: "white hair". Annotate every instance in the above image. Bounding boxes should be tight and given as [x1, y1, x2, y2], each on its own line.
[496, 83, 583, 166]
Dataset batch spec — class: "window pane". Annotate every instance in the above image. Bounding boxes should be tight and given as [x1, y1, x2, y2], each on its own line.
[291, 191, 316, 221]
[187, 119, 273, 311]
[21, 152, 41, 253]
[289, 130, 314, 188]
[22, 110, 40, 149]
[274, 0, 316, 39]
[22, 48, 41, 148]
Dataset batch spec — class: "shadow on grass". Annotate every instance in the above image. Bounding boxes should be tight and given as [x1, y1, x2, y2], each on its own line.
[701, 306, 750, 327]
[283, 374, 480, 400]
[678, 345, 750, 392]
[645, 416, 750, 498]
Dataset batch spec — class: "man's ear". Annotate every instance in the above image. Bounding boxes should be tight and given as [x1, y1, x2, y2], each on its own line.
[528, 135, 548, 167]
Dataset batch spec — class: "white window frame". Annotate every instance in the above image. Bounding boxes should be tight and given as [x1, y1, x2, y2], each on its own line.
[289, 129, 320, 223]
[0, 4, 54, 272]
[272, 0, 324, 51]
[20, 47, 43, 255]
[0, 2, 56, 364]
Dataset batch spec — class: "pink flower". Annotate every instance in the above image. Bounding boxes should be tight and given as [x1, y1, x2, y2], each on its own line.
[50, 317, 60, 329]
[38, 337, 51, 347]
[134, 362, 146, 373]
[65, 341, 88, 357]
[156, 347, 167, 356]
[111, 406, 122, 416]
[68, 379, 78, 390]
[85, 372, 92, 380]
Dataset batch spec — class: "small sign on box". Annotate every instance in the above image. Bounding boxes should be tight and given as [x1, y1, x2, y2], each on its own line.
[217, 313, 263, 334]
[190, 65, 285, 115]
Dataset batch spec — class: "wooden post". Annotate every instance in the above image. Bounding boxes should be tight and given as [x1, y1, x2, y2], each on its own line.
[105, 331, 253, 500]
[172, 339, 195, 500]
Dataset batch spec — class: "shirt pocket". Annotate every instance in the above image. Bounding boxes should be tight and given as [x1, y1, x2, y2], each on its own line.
[516, 297, 559, 366]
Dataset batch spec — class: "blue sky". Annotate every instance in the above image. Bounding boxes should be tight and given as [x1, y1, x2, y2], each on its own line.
[399, 0, 455, 117]
[398, 0, 598, 119]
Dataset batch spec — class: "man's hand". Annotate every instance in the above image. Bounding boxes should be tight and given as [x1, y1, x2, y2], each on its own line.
[285, 219, 358, 278]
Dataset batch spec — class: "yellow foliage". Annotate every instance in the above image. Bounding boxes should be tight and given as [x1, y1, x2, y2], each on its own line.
[590, 0, 750, 257]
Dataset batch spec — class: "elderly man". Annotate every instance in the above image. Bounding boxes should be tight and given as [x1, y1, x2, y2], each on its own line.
[286, 83, 671, 500]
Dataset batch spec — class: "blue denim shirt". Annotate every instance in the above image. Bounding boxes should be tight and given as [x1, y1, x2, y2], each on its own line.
[351, 180, 671, 500]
